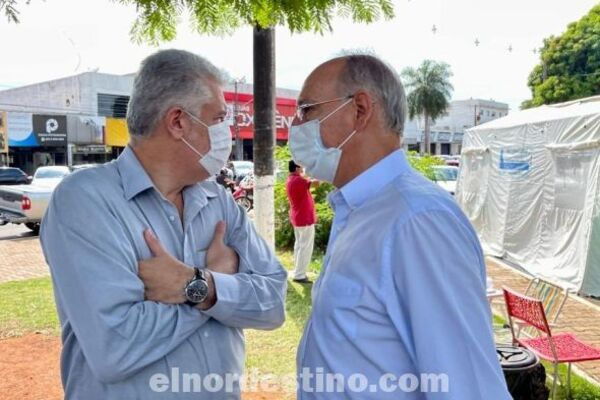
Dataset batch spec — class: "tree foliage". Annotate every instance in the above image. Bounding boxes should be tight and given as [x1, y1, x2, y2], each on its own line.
[116, 0, 395, 44]
[523, 4, 600, 108]
[401, 59, 453, 122]
[0, 0, 31, 23]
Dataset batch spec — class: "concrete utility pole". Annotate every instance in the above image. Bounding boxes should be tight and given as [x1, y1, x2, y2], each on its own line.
[253, 26, 276, 249]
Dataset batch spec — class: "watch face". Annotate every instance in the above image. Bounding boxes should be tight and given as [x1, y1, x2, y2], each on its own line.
[185, 279, 209, 303]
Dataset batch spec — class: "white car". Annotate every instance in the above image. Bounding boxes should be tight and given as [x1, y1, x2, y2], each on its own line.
[31, 166, 71, 189]
[432, 165, 459, 195]
[231, 160, 253, 179]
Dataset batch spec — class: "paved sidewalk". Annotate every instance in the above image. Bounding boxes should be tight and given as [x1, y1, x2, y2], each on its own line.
[0, 238, 49, 284]
[487, 257, 600, 384]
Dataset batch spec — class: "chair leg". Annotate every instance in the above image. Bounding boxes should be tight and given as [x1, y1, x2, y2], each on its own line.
[567, 363, 572, 399]
[552, 363, 558, 400]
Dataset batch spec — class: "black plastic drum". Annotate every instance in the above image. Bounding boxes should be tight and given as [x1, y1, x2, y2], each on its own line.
[497, 345, 549, 400]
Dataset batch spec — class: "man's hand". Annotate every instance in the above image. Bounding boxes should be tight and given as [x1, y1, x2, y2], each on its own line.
[206, 221, 239, 275]
[139, 230, 193, 304]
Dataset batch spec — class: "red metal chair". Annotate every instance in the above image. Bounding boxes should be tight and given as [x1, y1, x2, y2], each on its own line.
[503, 287, 600, 399]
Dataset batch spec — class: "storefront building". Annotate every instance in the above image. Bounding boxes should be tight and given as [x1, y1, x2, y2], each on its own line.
[0, 72, 299, 171]
[6, 112, 68, 174]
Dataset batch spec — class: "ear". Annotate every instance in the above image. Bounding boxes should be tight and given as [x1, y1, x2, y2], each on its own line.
[352, 90, 374, 131]
[163, 106, 187, 141]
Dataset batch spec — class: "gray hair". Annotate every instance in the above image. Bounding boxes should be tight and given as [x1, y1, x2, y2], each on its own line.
[126, 49, 223, 138]
[335, 53, 406, 136]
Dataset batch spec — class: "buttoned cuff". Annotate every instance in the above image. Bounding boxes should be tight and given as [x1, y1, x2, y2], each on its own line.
[201, 271, 238, 321]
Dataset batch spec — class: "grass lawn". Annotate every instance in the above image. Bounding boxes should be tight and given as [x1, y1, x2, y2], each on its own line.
[0, 277, 59, 339]
[2, 251, 600, 399]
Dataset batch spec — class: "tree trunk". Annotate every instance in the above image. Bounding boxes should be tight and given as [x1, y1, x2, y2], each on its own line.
[423, 112, 431, 155]
[252, 25, 275, 249]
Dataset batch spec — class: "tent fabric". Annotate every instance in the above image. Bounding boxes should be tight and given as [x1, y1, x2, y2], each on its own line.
[457, 96, 600, 296]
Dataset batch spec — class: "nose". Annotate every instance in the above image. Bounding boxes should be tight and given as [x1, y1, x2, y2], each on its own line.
[291, 115, 302, 127]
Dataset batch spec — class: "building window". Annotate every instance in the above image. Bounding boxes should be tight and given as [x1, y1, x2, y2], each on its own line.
[97, 93, 130, 118]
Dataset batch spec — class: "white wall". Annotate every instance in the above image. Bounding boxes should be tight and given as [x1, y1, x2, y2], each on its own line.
[0, 72, 134, 116]
[405, 98, 509, 155]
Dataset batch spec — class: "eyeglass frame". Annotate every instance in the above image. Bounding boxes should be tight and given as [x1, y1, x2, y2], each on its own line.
[294, 94, 354, 122]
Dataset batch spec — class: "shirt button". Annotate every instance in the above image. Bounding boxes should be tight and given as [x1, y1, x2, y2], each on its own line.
[169, 215, 175, 222]
[204, 331, 209, 338]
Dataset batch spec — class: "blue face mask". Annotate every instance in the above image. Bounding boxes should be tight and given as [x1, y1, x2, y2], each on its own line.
[289, 98, 357, 183]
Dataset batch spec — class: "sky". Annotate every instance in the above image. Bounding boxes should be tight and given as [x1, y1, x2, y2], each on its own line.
[0, 0, 598, 111]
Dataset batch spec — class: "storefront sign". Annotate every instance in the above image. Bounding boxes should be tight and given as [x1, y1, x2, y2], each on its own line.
[32, 115, 67, 146]
[73, 145, 112, 154]
[7, 112, 34, 147]
[224, 92, 296, 140]
[105, 118, 130, 147]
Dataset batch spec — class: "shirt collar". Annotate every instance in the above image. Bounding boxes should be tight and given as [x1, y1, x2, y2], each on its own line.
[329, 149, 411, 211]
[116, 146, 155, 200]
[116, 145, 219, 201]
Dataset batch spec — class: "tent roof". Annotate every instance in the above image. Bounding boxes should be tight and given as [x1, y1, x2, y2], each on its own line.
[468, 95, 600, 132]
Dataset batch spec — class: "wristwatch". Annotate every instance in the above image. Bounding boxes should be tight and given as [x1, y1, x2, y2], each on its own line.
[184, 267, 209, 306]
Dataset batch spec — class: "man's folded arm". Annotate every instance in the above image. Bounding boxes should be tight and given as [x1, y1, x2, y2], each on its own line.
[202, 192, 287, 330]
[41, 184, 209, 384]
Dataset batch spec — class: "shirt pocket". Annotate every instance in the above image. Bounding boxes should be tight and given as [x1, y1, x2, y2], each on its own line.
[319, 272, 363, 340]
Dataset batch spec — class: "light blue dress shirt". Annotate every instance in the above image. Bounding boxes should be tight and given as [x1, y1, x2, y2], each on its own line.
[40, 146, 287, 399]
[297, 150, 510, 399]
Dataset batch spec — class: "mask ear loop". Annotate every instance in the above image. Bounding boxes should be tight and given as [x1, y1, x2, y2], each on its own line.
[181, 109, 209, 157]
[319, 97, 357, 150]
[320, 97, 354, 123]
[337, 129, 358, 149]
[183, 109, 209, 129]
[181, 137, 205, 158]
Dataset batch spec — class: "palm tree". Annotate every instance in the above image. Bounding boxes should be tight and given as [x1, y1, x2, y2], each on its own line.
[402, 60, 453, 155]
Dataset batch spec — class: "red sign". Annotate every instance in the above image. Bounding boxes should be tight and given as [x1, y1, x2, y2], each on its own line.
[224, 92, 296, 141]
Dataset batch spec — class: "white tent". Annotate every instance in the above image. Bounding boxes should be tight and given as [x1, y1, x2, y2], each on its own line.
[457, 96, 600, 296]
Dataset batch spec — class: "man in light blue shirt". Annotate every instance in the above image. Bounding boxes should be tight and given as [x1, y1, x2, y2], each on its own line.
[40, 49, 286, 399]
[290, 55, 510, 399]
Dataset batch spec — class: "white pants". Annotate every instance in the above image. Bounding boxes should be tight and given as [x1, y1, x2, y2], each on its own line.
[292, 225, 315, 280]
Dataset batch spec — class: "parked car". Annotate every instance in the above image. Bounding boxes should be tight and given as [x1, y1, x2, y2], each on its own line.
[0, 184, 53, 232]
[31, 166, 71, 189]
[446, 155, 461, 167]
[0, 167, 31, 185]
[0, 165, 85, 233]
[231, 160, 254, 183]
[432, 165, 459, 195]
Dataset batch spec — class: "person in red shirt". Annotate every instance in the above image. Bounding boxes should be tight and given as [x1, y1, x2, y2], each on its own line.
[286, 160, 318, 283]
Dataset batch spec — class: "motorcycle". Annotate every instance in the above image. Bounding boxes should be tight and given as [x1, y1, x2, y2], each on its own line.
[233, 173, 254, 212]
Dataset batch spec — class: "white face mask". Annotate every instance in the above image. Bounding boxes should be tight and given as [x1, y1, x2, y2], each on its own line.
[181, 110, 232, 176]
[289, 98, 357, 183]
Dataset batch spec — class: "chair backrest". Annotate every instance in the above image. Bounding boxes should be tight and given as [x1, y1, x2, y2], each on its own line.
[524, 277, 570, 325]
[503, 287, 552, 335]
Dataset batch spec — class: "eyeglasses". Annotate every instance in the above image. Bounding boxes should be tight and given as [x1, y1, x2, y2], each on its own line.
[295, 95, 353, 122]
